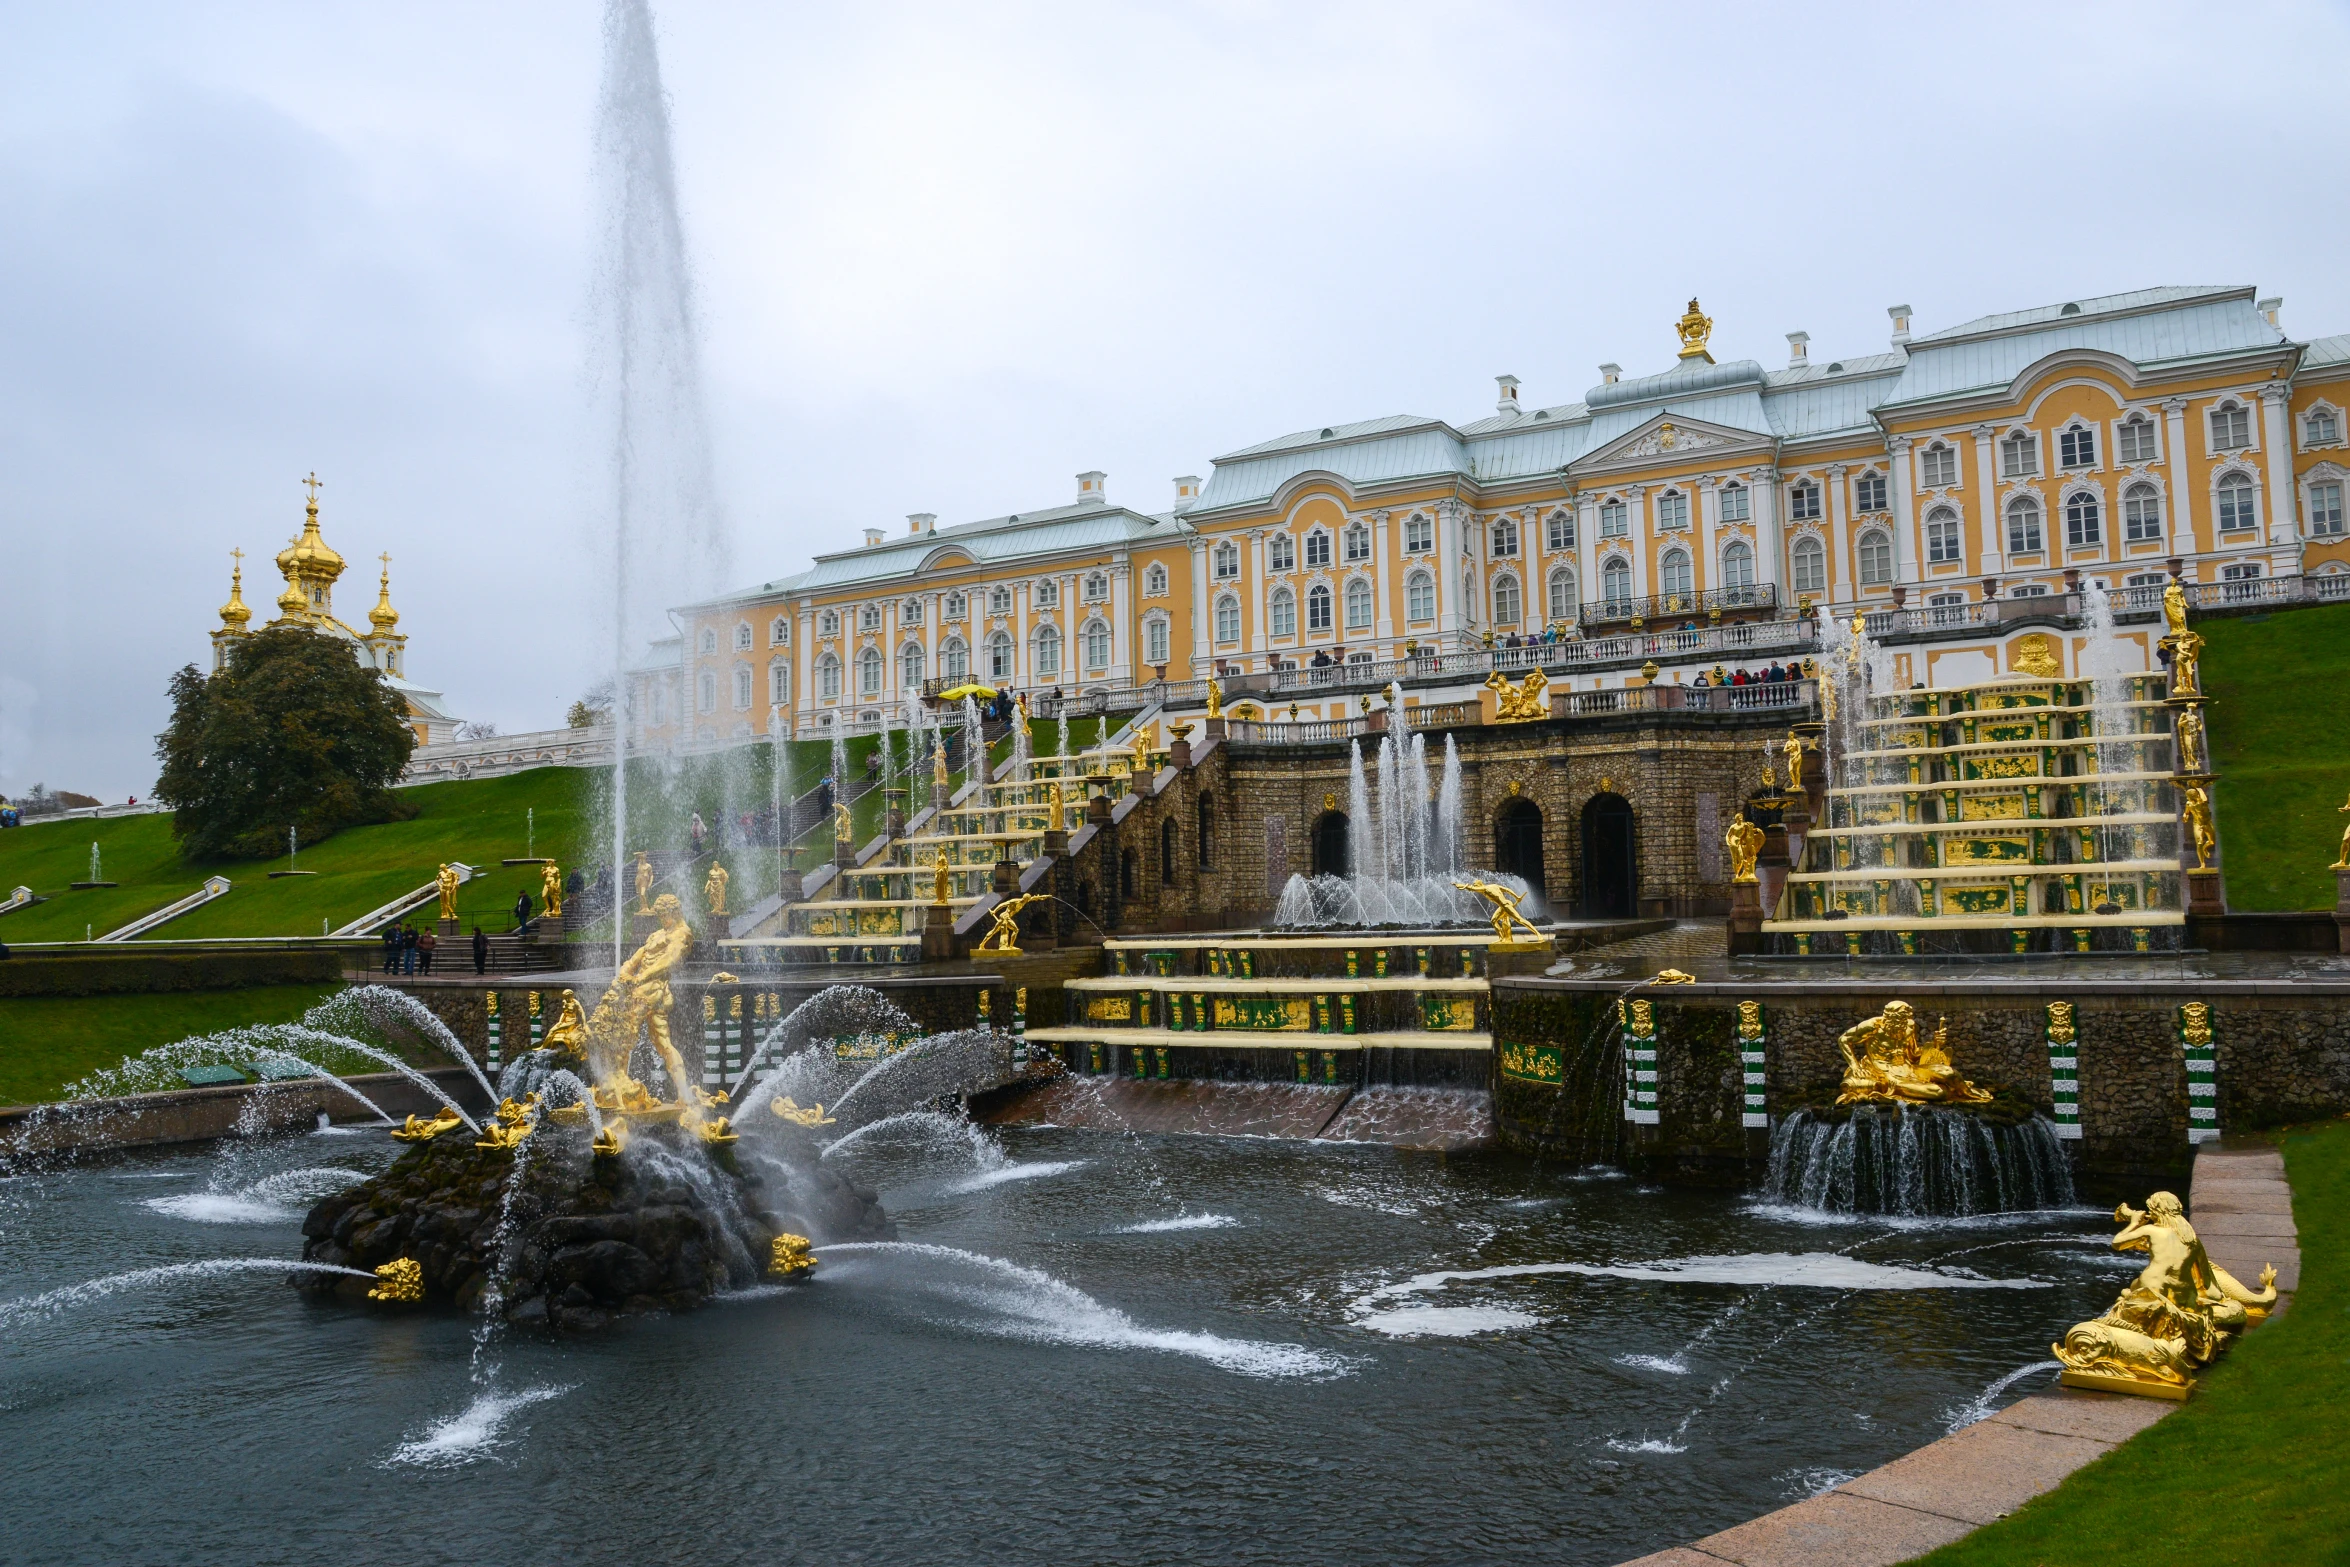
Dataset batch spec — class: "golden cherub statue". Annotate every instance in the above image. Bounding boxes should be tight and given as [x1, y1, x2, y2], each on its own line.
[2173, 705, 2207, 776]
[541, 988, 588, 1062]
[1204, 677, 1222, 720]
[2053, 1191, 2277, 1398]
[1452, 877, 1549, 949]
[703, 860, 730, 916]
[1723, 813, 1764, 884]
[540, 860, 563, 919]
[435, 862, 461, 921]
[474, 1093, 540, 1150]
[1835, 1001, 1992, 1105]
[389, 1106, 463, 1142]
[2332, 793, 2350, 871]
[975, 892, 1049, 955]
[578, 892, 703, 1128]
[1482, 667, 1550, 722]
[633, 850, 654, 914]
[769, 1095, 836, 1128]
[2183, 782, 2217, 870]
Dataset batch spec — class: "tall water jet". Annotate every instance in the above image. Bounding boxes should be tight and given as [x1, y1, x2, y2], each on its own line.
[591, 0, 731, 967]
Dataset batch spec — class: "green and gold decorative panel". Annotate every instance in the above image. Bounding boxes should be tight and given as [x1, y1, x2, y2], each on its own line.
[1942, 882, 2013, 916]
[1498, 1040, 1563, 1085]
[1210, 994, 1313, 1031]
[1963, 753, 2041, 782]
[1942, 835, 2030, 867]
[1085, 994, 1134, 1024]
[2087, 879, 2142, 910]
[1419, 994, 1478, 1032]
[1828, 884, 1883, 918]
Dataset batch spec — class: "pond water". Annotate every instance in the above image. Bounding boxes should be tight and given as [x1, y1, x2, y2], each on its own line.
[0, 1119, 2137, 1566]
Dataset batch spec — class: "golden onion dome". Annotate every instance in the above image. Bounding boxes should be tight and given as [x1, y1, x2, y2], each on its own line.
[369, 563, 400, 631]
[276, 578, 308, 618]
[218, 561, 252, 627]
[275, 497, 346, 583]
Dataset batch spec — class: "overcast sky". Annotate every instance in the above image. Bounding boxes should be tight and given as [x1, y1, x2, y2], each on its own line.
[6, 1, 2347, 798]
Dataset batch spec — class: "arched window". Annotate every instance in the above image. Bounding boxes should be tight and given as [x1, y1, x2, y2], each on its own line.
[1492, 573, 1521, 625]
[988, 585, 1012, 615]
[858, 646, 883, 695]
[1548, 567, 1577, 622]
[698, 670, 716, 712]
[818, 609, 840, 636]
[2216, 472, 2257, 531]
[901, 597, 924, 626]
[1717, 484, 1749, 522]
[2210, 401, 2251, 451]
[2001, 430, 2040, 478]
[1083, 619, 1110, 670]
[2118, 415, 2158, 465]
[2065, 491, 2102, 548]
[1161, 816, 1179, 886]
[2006, 497, 2044, 554]
[900, 641, 926, 688]
[2123, 483, 2163, 542]
[1344, 522, 1370, 562]
[769, 658, 790, 705]
[1197, 793, 1215, 869]
[1602, 556, 1634, 609]
[1144, 616, 1169, 665]
[1656, 491, 1689, 530]
[859, 603, 883, 632]
[1491, 517, 1519, 557]
[1269, 587, 1296, 638]
[1925, 506, 1962, 564]
[770, 615, 791, 645]
[1304, 530, 1331, 568]
[1144, 563, 1168, 595]
[2059, 424, 2096, 469]
[1034, 580, 1059, 610]
[1306, 583, 1333, 632]
[1034, 625, 1061, 680]
[1214, 594, 1240, 643]
[734, 622, 753, 652]
[1721, 539, 1755, 590]
[1791, 536, 1827, 596]
[1084, 573, 1108, 602]
[943, 591, 966, 620]
[1269, 534, 1295, 572]
[1344, 577, 1372, 630]
[1659, 547, 1693, 599]
[733, 665, 753, 708]
[1857, 529, 1893, 585]
[1920, 443, 1958, 489]
[816, 654, 841, 700]
[1405, 571, 1434, 623]
[1789, 481, 1821, 521]
[989, 630, 1015, 680]
[1405, 514, 1433, 552]
[1546, 509, 1576, 550]
[1213, 541, 1240, 579]
[940, 637, 968, 684]
[2307, 408, 2341, 447]
[1853, 472, 1888, 513]
[699, 628, 718, 655]
[1599, 499, 1630, 536]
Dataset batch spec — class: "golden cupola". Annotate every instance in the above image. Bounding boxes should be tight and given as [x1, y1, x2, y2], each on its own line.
[218, 553, 252, 630]
[369, 557, 400, 632]
[272, 474, 346, 623]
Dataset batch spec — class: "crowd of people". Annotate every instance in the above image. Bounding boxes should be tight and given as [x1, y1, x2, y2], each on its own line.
[1689, 663, 1802, 688]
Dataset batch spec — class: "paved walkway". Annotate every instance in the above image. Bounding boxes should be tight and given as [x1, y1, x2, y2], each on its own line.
[1620, 1141, 2300, 1566]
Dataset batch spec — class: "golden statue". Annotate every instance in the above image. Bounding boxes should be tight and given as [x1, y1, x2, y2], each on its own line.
[703, 860, 730, 916]
[591, 1118, 630, 1157]
[541, 988, 588, 1062]
[1834, 1001, 1993, 1105]
[1046, 782, 1066, 832]
[2011, 633, 2062, 678]
[435, 862, 461, 921]
[1452, 877, 1549, 949]
[633, 851, 654, 914]
[2167, 628, 2204, 697]
[1782, 731, 1806, 796]
[769, 1233, 818, 1280]
[2173, 705, 2206, 776]
[933, 742, 951, 798]
[390, 1106, 462, 1143]
[2183, 782, 2217, 870]
[930, 851, 952, 905]
[2162, 577, 2190, 637]
[1723, 814, 1764, 884]
[1204, 677, 1222, 720]
[540, 861, 563, 920]
[2053, 1192, 2277, 1398]
[1673, 297, 1713, 360]
[474, 1093, 540, 1150]
[770, 1095, 836, 1128]
[577, 892, 703, 1129]
[1482, 667, 1550, 722]
[368, 1258, 424, 1303]
[833, 799, 854, 848]
[2331, 793, 2350, 871]
[975, 892, 1049, 956]
[1651, 969, 1697, 985]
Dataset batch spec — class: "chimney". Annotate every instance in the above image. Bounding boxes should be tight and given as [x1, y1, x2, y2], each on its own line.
[907, 512, 935, 535]
[1887, 304, 1913, 347]
[1171, 476, 1201, 510]
[863, 527, 884, 547]
[1076, 470, 1107, 506]
[1495, 374, 1520, 415]
[1786, 331, 1810, 369]
[1599, 362, 1621, 386]
[2258, 296, 2283, 331]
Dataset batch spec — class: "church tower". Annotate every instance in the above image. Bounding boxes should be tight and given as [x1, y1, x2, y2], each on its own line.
[270, 473, 345, 626]
[362, 554, 407, 678]
[211, 551, 253, 671]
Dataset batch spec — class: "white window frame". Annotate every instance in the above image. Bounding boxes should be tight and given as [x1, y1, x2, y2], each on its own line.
[2006, 496, 2045, 555]
[1143, 563, 1168, 596]
[2058, 423, 2097, 471]
[1405, 571, 1435, 623]
[2000, 430, 2040, 479]
[988, 630, 1014, 680]
[1213, 541, 1241, 579]
[1658, 547, 1693, 600]
[1601, 556, 1634, 608]
[2064, 489, 2102, 549]
[1404, 514, 1433, 553]
[816, 654, 840, 700]
[1546, 508, 1577, 549]
[1788, 481, 1821, 522]
[1920, 443, 1958, 490]
[2117, 415, 2159, 466]
[734, 621, 753, 652]
[2123, 483, 2163, 543]
[1344, 576, 1372, 631]
[769, 658, 791, 705]
[1547, 566, 1577, 621]
[1791, 535, 1827, 596]
[700, 628, 718, 655]
[1033, 625, 1061, 680]
[900, 641, 926, 688]
[1143, 615, 1170, 665]
[1490, 516, 1520, 556]
[858, 646, 884, 696]
[1856, 528, 1893, 586]
[733, 664, 753, 708]
[1655, 491, 1690, 531]
[1306, 582, 1333, 633]
[1304, 529, 1332, 569]
[1269, 587, 1296, 639]
[2209, 400, 2252, 453]
[1717, 484, 1750, 523]
[1721, 539, 1755, 588]
[1083, 618, 1110, 670]
[2307, 478, 2346, 538]
[1599, 499, 1631, 537]
[1492, 572, 1521, 626]
[1925, 506, 1963, 564]
[988, 585, 1012, 615]
[1214, 593, 1241, 643]
[1268, 534, 1295, 573]
[1853, 471, 1888, 514]
[818, 610, 840, 637]
[1343, 522, 1371, 562]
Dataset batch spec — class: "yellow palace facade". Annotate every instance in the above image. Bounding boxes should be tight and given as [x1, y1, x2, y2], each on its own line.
[634, 284, 2350, 744]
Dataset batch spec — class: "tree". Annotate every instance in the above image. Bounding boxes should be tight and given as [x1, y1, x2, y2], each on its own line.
[153, 625, 418, 861]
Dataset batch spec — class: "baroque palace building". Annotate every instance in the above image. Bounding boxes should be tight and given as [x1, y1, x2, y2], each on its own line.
[632, 284, 2350, 745]
[209, 477, 461, 747]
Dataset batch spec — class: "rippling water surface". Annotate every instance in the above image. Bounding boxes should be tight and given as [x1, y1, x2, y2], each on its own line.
[0, 1122, 2137, 1566]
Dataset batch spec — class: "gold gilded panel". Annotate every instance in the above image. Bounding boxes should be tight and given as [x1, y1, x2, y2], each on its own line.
[1944, 835, 2031, 866]
[1961, 793, 2028, 821]
[1210, 995, 1313, 1031]
[1981, 720, 2038, 745]
[1964, 754, 2041, 781]
[1943, 884, 2013, 916]
[1086, 994, 1134, 1023]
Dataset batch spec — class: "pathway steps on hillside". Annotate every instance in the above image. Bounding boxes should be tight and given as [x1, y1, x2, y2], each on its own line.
[1619, 1140, 2300, 1567]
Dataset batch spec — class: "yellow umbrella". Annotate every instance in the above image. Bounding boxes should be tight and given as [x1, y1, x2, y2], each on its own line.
[936, 683, 998, 702]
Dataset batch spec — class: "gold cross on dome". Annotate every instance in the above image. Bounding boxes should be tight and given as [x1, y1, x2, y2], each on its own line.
[379, 550, 392, 580]
[302, 471, 324, 504]
[231, 547, 244, 571]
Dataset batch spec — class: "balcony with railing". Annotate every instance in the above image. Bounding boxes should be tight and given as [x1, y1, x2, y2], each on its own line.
[1579, 584, 1779, 627]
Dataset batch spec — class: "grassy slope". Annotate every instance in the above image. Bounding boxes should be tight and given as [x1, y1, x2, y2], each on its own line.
[1920, 1121, 2348, 1565]
[0, 983, 347, 1105]
[2199, 601, 2350, 910]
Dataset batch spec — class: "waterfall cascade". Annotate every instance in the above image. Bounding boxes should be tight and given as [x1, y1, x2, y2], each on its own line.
[1761, 1104, 2076, 1216]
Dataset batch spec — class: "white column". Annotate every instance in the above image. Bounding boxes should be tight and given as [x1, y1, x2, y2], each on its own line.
[1369, 510, 1394, 643]
[1190, 541, 1211, 671]
[1887, 438, 1919, 586]
[1626, 487, 1651, 599]
[1750, 468, 1782, 601]
[1108, 564, 1131, 685]
[1248, 529, 1269, 659]
[2258, 384, 2299, 565]
[1436, 502, 1465, 643]
[1824, 465, 1850, 605]
[1697, 479, 1720, 595]
[2156, 398, 2195, 566]
[1972, 425, 2002, 577]
[1576, 493, 1598, 618]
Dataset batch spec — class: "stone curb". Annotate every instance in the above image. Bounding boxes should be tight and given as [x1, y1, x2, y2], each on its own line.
[1616, 1142, 2301, 1567]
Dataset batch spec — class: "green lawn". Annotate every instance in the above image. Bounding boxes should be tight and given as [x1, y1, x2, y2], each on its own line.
[0, 983, 350, 1105]
[1920, 1119, 2347, 1564]
[2199, 601, 2350, 910]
